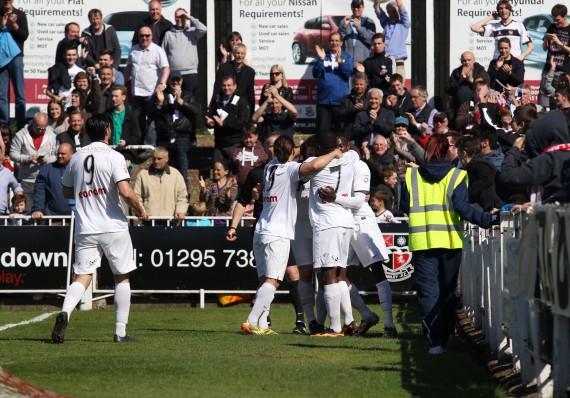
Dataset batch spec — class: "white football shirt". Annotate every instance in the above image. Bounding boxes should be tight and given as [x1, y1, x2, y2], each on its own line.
[308, 150, 358, 232]
[482, 20, 531, 59]
[255, 159, 301, 240]
[62, 142, 131, 235]
[352, 160, 377, 224]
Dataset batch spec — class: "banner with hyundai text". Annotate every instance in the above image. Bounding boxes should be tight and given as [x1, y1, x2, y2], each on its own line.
[232, 0, 412, 129]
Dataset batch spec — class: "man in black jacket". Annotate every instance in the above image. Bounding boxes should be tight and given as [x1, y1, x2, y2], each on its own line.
[338, 72, 369, 140]
[446, 51, 489, 123]
[211, 43, 255, 116]
[132, 0, 173, 46]
[56, 109, 91, 151]
[150, 73, 198, 189]
[384, 73, 411, 118]
[356, 33, 395, 95]
[205, 75, 250, 163]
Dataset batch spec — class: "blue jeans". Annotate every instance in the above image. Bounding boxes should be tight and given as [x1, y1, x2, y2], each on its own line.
[0, 56, 26, 128]
[413, 248, 462, 348]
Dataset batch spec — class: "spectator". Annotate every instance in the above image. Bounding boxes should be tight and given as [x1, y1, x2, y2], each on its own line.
[554, 86, 570, 110]
[259, 64, 293, 106]
[356, 33, 395, 95]
[338, 72, 369, 140]
[509, 83, 533, 110]
[501, 110, 570, 204]
[162, 8, 206, 96]
[219, 31, 246, 65]
[312, 32, 353, 133]
[471, 123, 504, 170]
[98, 50, 124, 85]
[124, 26, 170, 147]
[373, 164, 402, 215]
[230, 125, 268, 187]
[134, 147, 188, 221]
[211, 43, 255, 116]
[445, 51, 490, 122]
[0, 152, 22, 214]
[47, 100, 67, 133]
[538, 4, 570, 109]
[371, 191, 394, 222]
[81, 9, 121, 70]
[8, 194, 30, 225]
[353, 87, 395, 145]
[251, 85, 297, 141]
[186, 201, 212, 227]
[150, 72, 199, 189]
[488, 38, 525, 93]
[0, 0, 28, 129]
[0, 124, 10, 162]
[10, 112, 56, 212]
[374, 0, 410, 79]
[31, 142, 74, 219]
[56, 109, 91, 151]
[390, 116, 416, 177]
[46, 44, 85, 104]
[455, 80, 500, 132]
[98, 65, 115, 113]
[55, 22, 87, 66]
[431, 112, 455, 136]
[70, 70, 101, 120]
[205, 75, 250, 163]
[199, 159, 238, 226]
[338, 0, 376, 64]
[456, 135, 503, 211]
[104, 85, 141, 163]
[405, 86, 438, 144]
[384, 73, 411, 118]
[361, 134, 397, 188]
[470, 0, 534, 61]
[132, 0, 173, 46]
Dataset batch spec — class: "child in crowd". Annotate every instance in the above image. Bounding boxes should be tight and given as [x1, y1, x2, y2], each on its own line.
[186, 201, 213, 227]
[230, 125, 268, 188]
[371, 191, 396, 223]
[9, 195, 32, 225]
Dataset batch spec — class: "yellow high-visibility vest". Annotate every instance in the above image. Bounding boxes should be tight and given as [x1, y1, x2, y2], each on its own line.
[405, 167, 466, 251]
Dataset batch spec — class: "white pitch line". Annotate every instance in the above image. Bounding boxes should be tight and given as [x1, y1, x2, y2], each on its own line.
[0, 312, 57, 332]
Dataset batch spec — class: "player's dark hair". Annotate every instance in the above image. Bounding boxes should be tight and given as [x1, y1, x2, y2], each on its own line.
[85, 113, 111, 141]
[299, 135, 315, 161]
[314, 130, 337, 155]
[274, 135, 295, 163]
[425, 133, 449, 163]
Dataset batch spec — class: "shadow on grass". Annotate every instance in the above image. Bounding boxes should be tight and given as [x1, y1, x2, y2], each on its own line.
[287, 342, 400, 352]
[395, 302, 500, 398]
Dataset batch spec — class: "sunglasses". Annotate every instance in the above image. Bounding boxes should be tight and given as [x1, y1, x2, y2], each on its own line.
[34, 125, 47, 131]
[139, 34, 151, 38]
[270, 72, 282, 76]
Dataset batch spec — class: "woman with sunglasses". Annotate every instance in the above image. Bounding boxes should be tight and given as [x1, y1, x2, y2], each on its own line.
[259, 64, 293, 106]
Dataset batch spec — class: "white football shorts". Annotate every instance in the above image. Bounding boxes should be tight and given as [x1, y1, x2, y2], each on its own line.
[313, 227, 352, 269]
[253, 233, 289, 281]
[347, 222, 389, 267]
[74, 231, 136, 275]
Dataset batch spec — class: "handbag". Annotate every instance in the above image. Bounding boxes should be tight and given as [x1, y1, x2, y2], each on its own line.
[0, 26, 21, 69]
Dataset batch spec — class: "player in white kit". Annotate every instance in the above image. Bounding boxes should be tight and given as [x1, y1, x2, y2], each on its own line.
[308, 131, 360, 336]
[237, 135, 342, 335]
[51, 114, 148, 344]
[320, 136, 397, 338]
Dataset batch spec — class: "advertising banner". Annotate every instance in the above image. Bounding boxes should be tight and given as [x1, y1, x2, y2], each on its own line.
[449, 1, 558, 102]
[10, 0, 185, 116]
[232, 0, 412, 129]
[0, 226, 70, 291]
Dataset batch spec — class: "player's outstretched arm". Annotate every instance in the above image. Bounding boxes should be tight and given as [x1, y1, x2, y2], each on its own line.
[299, 148, 343, 178]
[117, 180, 148, 220]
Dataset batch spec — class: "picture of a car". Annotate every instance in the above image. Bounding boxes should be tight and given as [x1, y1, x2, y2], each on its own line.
[522, 13, 570, 66]
[103, 11, 148, 68]
[292, 15, 344, 64]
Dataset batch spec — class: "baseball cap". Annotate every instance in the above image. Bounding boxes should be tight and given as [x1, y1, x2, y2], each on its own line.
[433, 112, 447, 122]
[394, 116, 409, 126]
[351, 0, 364, 7]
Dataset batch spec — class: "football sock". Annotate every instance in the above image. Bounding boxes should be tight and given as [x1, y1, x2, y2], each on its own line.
[288, 280, 305, 324]
[61, 282, 86, 320]
[338, 280, 354, 324]
[349, 283, 374, 320]
[114, 282, 131, 337]
[324, 283, 341, 333]
[377, 280, 394, 327]
[316, 287, 327, 325]
[299, 280, 316, 323]
[248, 282, 276, 329]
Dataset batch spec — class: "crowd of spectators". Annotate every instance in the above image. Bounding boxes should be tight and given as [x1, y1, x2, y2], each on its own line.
[0, 0, 570, 223]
